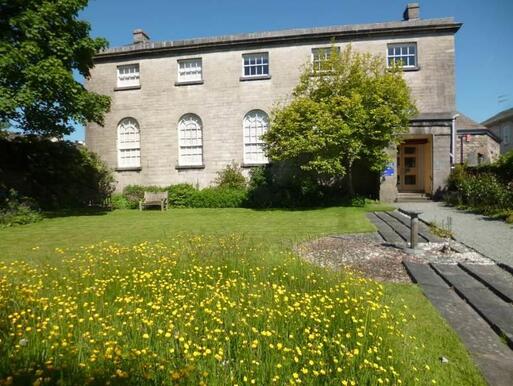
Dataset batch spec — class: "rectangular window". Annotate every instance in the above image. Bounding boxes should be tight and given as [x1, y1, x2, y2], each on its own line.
[242, 53, 269, 77]
[503, 125, 512, 145]
[117, 64, 140, 88]
[311, 47, 340, 72]
[387, 43, 417, 68]
[178, 58, 202, 83]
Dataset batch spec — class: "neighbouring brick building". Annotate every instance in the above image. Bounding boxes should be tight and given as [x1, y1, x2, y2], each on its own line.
[482, 107, 513, 154]
[455, 113, 501, 166]
[85, 3, 462, 202]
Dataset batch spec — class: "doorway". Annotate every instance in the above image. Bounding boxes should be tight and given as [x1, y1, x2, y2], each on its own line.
[397, 143, 424, 192]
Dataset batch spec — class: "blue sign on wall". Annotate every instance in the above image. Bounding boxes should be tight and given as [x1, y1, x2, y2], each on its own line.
[382, 163, 395, 177]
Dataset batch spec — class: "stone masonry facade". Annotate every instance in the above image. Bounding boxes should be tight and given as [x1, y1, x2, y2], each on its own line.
[85, 4, 461, 201]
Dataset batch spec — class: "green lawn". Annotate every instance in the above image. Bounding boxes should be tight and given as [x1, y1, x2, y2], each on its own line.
[0, 205, 386, 260]
[0, 205, 486, 385]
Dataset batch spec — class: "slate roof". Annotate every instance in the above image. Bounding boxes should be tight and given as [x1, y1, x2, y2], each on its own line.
[96, 17, 461, 60]
[456, 113, 501, 142]
[481, 107, 513, 127]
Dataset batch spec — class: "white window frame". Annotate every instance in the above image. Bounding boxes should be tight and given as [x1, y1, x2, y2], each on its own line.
[117, 118, 141, 168]
[117, 64, 140, 88]
[243, 110, 269, 165]
[178, 114, 203, 166]
[242, 52, 269, 77]
[177, 58, 203, 83]
[387, 43, 418, 69]
[311, 47, 340, 72]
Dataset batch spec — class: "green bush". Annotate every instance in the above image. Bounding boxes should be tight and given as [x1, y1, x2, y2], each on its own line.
[215, 163, 247, 189]
[0, 191, 43, 227]
[350, 195, 366, 207]
[111, 193, 131, 210]
[445, 163, 513, 217]
[0, 137, 115, 210]
[166, 184, 197, 207]
[188, 187, 247, 208]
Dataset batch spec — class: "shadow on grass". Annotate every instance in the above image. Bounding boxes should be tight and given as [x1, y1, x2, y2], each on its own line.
[43, 207, 112, 219]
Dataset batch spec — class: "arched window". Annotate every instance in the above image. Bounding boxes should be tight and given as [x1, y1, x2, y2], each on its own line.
[117, 118, 141, 168]
[178, 114, 203, 166]
[243, 110, 269, 164]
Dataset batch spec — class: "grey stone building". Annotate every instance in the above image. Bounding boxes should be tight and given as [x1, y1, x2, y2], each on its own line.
[455, 113, 501, 166]
[85, 3, 461, 202]
[482, 107, 513, 154]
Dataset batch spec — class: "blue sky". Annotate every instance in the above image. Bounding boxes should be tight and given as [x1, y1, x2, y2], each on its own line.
[69, 0, 513, 141]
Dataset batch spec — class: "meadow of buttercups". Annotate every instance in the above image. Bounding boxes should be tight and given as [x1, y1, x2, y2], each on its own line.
[0, 235, 436, 385]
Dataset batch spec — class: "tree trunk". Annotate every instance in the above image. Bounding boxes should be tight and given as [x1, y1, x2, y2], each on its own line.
[346, 160, 355, 197]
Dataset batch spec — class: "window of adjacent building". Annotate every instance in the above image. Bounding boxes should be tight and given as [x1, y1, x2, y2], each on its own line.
[503, 124, 512, 145]
[243, 110, 269, 164]
[178, 114, 203, 166]
[242, 53, 269, 77]
[117, 64, 140, 88]
[311, 47, 340, 72]
[117, 118, 141, 168]
[387, 43, 417, 68]
[177, 58, 202, 83]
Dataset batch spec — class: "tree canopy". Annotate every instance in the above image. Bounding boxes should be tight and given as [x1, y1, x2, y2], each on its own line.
[264, 45, 417, 195]
[0, 0, 110, 137]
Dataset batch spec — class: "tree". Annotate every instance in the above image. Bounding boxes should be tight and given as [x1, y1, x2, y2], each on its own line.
[0, 0, 110, 137]
[264, 45, 417, 196]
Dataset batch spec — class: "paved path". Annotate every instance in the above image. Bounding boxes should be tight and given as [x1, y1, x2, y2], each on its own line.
[404, 261, 513, 386]
[395, 202, 513, 265]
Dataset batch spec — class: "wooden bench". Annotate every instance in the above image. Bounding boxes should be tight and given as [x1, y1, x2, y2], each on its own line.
[139, 191, 168, 211]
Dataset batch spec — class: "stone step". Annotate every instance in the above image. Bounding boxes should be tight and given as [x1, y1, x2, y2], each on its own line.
[431, 263, 513, 348]
[387, 210, 443, 243]
[459, 263, 513, 304]
[396, 193, 430, 203]
[403, 261, 513, 386]
[366, 212, 404, 244]
[374, 211, 415, 242]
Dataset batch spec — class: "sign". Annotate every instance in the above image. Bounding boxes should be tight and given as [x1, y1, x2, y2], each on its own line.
[382, 163, 395, 177]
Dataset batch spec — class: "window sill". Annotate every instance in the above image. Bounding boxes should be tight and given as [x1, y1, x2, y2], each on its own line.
[402, 66, 420, 72]
[175, 164, 205, 170]
[239, 75, 271, 82]
[175, 80, 204, 86]
[114, 85, 141, 91]
[242, 162, 268, 168]
[115, 167, 142, 172]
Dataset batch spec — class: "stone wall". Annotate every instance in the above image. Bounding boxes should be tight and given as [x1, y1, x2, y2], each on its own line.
[456, 134, 500, 165]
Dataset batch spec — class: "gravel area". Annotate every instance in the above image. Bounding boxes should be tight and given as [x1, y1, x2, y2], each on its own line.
[296, 233, 494, 283]
[395, 202, 513, 266]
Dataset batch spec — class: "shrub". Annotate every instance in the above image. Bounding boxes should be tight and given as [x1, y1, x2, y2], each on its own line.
[0, 190, 43, 227]
[350, 195, 366, 207]
[214, 163, 247, 189]
[188, 187, 247, 208]
[0, 137, 115, 210]
[166, 184, 197, 208]
[111, 193, 131, 210]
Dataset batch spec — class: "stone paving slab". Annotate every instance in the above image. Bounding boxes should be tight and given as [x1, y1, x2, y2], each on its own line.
[460, 263, 513, 303]
[432, 264, 513, 347]
[404, 262, 513, 386]
[373, 211, 412, 241]
[387, 210, 444, 243]
[366, 212, 404, 244]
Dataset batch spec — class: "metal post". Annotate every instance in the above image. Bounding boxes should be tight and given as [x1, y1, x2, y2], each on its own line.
[411, 215, 419, 249]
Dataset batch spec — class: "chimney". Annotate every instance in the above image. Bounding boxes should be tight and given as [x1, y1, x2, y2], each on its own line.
[133, 29, 150, 44]
[403, 3, 420, 21]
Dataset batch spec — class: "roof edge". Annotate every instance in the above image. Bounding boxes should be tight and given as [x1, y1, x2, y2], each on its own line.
[95, 17, 461, 60]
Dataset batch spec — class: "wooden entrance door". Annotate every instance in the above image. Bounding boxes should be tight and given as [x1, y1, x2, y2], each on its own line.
[397, 144, 421, 192]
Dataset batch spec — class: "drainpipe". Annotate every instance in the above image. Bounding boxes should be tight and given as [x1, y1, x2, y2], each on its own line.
[450, 113, 459, 168]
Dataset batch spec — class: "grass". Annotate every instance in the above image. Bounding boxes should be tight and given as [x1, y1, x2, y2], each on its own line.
[0, 205, 486, 385]
[0, 204, 388, 260]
